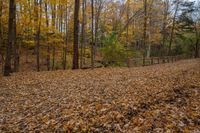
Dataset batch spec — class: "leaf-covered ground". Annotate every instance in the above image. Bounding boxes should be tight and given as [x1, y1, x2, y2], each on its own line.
[0, 59, 200, 132]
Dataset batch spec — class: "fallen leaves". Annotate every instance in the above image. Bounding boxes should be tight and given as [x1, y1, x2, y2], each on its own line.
[0, 59, 200, 132]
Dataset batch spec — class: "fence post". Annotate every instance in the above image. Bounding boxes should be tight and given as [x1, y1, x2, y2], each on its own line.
[151, 58, 153, 65]
[167, 57, 169, 63]
[127, 59, 130, 68]
[162, 57, 165, 63]
[143, 57, 145, 66]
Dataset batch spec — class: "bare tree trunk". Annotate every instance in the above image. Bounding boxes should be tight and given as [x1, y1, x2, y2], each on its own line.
[94, 0, 103, 60]
[83, 1, 87, 65]
[195, 39, 199, 58]
[34, 0, 42, 72]
[25, 0, 32, 64]
[80, 0, 86, 68]
[168, 0, 179, 56]
[52, 47, 55, 70]
[34, 0, 38, 71]
[13, 0, 19, 72]
[91, 0, 94, 68]
[73, 0, 80, 69]
[126, 0, 130, 48]
[147, 0, 154, 58]
[63, 3, 68, 70]
[58, 4, 65, 69]
[60, 5, 63, 33]
[51, 4, 56, 70]
[161, 0, 169, 56]
[4, 0, 16, 76]
[0, 0, 3, 69]
[194, 23, 199, 58]
[143, 0, 147, 58]
[45, 2, 50, 71]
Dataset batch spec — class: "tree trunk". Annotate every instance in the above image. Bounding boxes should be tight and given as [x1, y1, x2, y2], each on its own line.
[80, 0, 86, 68]
[4, 0, 16, 76]
[52, 47, 55, 70]
[0, 0, 3, 68]
[34, 0, 42, 72]
[126, 0, 130, 48]
[63, 3, 68, 70]
[72, 0, 80, 69]
[91, 0, 94, 68]
[146, 0, 154, 58]
[94, 0, 103, 60]
[195, 39, 199, 58]
[161, 0, 169, 56]
[83, 1, 87, 65]
[51, 4, 56, 70]
[45, 2, 50, 71]
[143, 0, 147, 57]
[168, 0, 179, 56]
[13, 0, 18, 72]
[194, 23, 199, 58]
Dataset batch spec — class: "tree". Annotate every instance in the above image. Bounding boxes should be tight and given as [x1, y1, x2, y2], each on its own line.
[143, 0, 147, 58]
[168, 0, 180, 56]
[146, 0, 154, 58]
[178, 1, 200, 58]
[126, 0, 130, 48]
[94, 0, 104, 58]
[34, 0, 42, 72]
[194, 1, 200, 58]
[80, 0, 86, 68]
[4, 0, 16, 76]
[63, 1, 68, 70]
[73, 0, 80, 69]
[13, 0, 18, 72]
[161, 0, 170, 56]
[45, 1, 50, 71]
[0, 0, 3, 71]
[51, 2, 56, 70]
[91, 0, 94, 68]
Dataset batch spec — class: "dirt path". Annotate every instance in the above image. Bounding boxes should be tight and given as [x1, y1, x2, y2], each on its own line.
[0, 59, 200, 132]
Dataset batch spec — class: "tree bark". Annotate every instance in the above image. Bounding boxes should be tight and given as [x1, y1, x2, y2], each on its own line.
[91, 0, 94, 68]
[52, 47, 55, 70]
[45, 2, 50, 71]
[194, 23, 199, 58]
[34, 0, 42, 72]
[4, 0, 16, 76]
[63, 3, 68, 70]
[126, 0, 130, 48]
[13, 0, 18, 72]
[143, 0, 147, 58]
[80, 0, 86, 68]
[146, 0, 154, 58]
[72, 0, 80, 69]
[168, 0, 180, 56]
[51, 4, 56, 70]
[161, 0, 169, 56]
[94, 0, 103, 59]
[0, 0, 3, 68]
[195, 39, 199, 58]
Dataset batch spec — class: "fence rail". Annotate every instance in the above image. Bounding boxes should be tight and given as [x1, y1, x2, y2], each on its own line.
[91, 55, 187, 68]
[127, 55, 185, 67]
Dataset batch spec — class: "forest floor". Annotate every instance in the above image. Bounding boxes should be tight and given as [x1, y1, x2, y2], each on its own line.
[0, 59, 200, 132]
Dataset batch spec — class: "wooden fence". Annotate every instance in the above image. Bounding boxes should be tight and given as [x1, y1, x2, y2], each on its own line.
[92, 55, 186, 69]
[126, 55, 185, 67]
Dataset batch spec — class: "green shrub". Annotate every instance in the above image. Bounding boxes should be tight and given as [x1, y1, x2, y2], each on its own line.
[100, 33, 127, 66]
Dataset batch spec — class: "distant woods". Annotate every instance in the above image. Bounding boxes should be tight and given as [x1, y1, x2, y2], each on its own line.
[0, 0, 199, 76]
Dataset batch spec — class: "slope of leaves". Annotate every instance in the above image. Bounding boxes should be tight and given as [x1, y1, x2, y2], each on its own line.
[0, 59, 200, 132]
